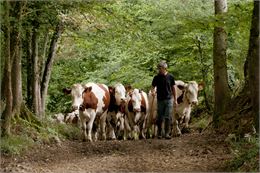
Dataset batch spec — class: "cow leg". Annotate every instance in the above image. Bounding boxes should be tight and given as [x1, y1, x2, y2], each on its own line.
[152, 110, 157, 138]
[100, 111, 108, 140]
[172, 113, 181, 137]
[133, 112, 142, 140]
[106, 112, 117, 140]
[124, 116, 131, 140]
[86, 111, 96, 142]
[140, 122, 146, 139]
[183, 109, 191, 129]
[117, 113, 125, 140]
[109, 125, 116, 140]
[181, 109, 191, 134]
[81, 119, 87, 141]
[140, 113, 147, 139]
[79, 110, 89, 142]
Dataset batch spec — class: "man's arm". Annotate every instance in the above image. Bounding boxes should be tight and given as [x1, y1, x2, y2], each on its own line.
[151, 86, 156, 96]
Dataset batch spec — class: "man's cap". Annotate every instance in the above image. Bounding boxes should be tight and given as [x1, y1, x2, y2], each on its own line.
[157, 61, 168, 69]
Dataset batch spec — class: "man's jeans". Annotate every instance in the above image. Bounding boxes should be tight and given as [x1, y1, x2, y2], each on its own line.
[156, 98, 173, 125]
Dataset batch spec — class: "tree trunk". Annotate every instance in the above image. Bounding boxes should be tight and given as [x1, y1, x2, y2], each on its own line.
[31, 26, 42, 117]
[1, 1, 13, 137]
[11, 39, 23, 117]
[41, 22, 63, 117]
[213, 0, 231, 126]
[26, 30, 33, 109]
[11, 1, 25, 117]
[40, 32, 49, 81]
[247, 0, 259, 132]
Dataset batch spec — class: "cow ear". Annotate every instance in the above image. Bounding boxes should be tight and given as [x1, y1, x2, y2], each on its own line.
[125, 85, 132, 92]
[198, 82, 204, 91]
[63, 88, 71, 94]
[83, 87, 88, 93]
[177, 85, 185, 90]
[83, 86, 92, 93]
[108, 86, 114, 93]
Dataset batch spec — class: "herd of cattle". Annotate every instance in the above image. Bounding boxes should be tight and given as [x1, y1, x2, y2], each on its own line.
[53, 81, 203, 141]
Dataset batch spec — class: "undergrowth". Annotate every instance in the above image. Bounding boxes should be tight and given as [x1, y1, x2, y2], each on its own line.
[226, 136, 259, 172]
[0, 116, 80, 155]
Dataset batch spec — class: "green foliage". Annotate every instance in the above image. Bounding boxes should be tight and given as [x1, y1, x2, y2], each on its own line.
[0, 135, 34, 155]
[0, 114, 80, 155]
[226, 137, 259, 172]
[48, 122, 81, 140]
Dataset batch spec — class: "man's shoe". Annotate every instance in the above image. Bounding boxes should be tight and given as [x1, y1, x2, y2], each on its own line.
[165, 134, 171, 139]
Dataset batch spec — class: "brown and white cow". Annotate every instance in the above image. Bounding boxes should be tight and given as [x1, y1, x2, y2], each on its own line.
[172, 80, 204, 137]
[63, 83, 110, 142]
[125, 88, 149, 140]
[107, 83, 127, 140]
[79, 82, 110, 142]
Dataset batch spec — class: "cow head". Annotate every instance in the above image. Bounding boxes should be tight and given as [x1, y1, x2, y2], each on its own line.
[63, 84, 85, 111]
[114, 83, 127, 105]
[128, 89, 143, 112]
[109, 83, 127, 106]
[176, 81, 204, 106]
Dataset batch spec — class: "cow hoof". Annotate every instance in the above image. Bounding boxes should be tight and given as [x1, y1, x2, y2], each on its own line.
[82, 138, 87, 142]
[181, 127, 191, 134]
[172, 133, 181, 137]
[117, 136, 123, 140]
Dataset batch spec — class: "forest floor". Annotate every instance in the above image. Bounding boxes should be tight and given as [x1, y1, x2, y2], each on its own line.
[1, 131, 234, 173]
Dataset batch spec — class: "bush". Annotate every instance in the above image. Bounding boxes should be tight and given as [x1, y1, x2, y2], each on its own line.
[226, 137, 259, 172]
[1, 116, 81, 155]
[0, 135, 34, 155]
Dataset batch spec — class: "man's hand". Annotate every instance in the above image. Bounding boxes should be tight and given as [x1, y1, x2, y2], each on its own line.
[151, 87, 156, 96]
[173, 100, 178, 106]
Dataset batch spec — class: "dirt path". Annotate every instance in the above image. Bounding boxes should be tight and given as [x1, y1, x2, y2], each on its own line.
[1, 132, 233, 173]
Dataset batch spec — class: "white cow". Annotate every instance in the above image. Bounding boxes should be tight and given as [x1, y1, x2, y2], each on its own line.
[107, 83, 127, 140]
[172, 80, 204, 137]
[125, 88, 149, 140]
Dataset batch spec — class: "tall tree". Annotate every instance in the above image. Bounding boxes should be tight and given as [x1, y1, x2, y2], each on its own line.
[1, 1, 26, 136]
[11, 1, 26, 117]
[41, 22, 63, 117]
[23, 1, 65, 118]
[247, 0, 259, 132]
[213, 0, 231, 126]
[1, 0, 12, 136]
[31, 23, 42, 116]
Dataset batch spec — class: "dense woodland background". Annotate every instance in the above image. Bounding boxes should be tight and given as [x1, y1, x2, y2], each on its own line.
[0, 0, 259, 171]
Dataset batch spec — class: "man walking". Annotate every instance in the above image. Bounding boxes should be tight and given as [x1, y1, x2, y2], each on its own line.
[151, 61, 178, 139]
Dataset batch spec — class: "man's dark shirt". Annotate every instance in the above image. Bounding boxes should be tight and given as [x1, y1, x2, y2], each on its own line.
[152, 73, 175, 100]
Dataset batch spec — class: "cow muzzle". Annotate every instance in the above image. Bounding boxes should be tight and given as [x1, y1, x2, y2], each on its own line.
[191, 101, 198, 106]
[120, 98, 127, 104]
[133, 108, 141, 112]
[72, 105, 79, 111]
